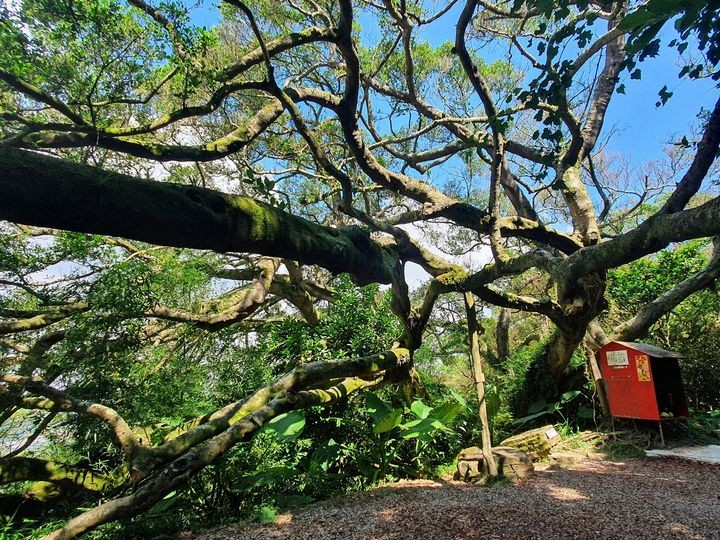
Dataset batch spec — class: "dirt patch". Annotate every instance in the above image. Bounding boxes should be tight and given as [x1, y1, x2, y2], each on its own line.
[192, 457, 720, 540]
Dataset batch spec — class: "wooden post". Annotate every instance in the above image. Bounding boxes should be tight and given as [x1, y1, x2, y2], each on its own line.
[464, 292, 498, 478]
[586, 346, 610, 418]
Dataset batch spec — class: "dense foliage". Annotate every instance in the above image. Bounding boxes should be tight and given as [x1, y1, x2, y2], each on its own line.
[605, 240, 720, 408]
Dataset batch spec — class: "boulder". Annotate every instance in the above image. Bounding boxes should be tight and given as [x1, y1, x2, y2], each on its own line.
[454, 446, 486, 482]
[548, 451, 583, 470]
[500, 425, 561, 461]
[454, 445, 534, 484]
[492, 446, 534, 483]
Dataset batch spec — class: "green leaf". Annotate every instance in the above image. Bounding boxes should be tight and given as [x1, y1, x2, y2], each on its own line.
[618, 9, 658, 31]
[513, 410, 551, 425]
[257, 505, 277, 524]
[410, 400, 432, 419]
[365, 392, 394, 422]
[374, 408, 403, 433]
[560, 390, 581, 403]
[430, 401, 462, 424]
[528, 399, 549, 414]
[148, 490, 178, 515]
[449, 389, 470, 410]
[310, 439, 340, 471]
[262, 411, 305, 442]
[399, 417, 445, 439]
[656, 85, 673, 107]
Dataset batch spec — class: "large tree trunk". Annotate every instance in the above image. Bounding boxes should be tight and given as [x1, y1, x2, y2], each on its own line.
[512, 328, 589, 414]
[0, 147, 397, 286]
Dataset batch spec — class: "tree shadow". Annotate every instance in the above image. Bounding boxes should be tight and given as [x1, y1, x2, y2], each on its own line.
[192, 458, 720, 539]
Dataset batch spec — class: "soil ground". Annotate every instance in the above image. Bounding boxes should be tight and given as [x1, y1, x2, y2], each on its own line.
[191, 455, 720, 540]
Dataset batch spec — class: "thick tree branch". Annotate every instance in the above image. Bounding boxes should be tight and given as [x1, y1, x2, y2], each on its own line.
[0, 147, 397, 285]
[561, 195, 720, 285]
[133, 348, 411, 475]
[0, 457, 109, 492]
[0, 303, 88, 335]
[660, 95, 720, 214]
[43, 349, 411, 540]
[1, 374, 139, 458]
[612, 238, 720, 341]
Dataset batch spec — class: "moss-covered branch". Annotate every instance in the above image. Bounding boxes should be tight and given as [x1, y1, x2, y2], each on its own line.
[611, 237, 720, 342]
[0, 303, 88, 335]
[1, 375, 139, 459]
[561, 195, 720, 287]
[134, 348, 411, 475]
[0, 147, 397, 285]
[42, 357, 408, 540]
[0, 457, 109, 492]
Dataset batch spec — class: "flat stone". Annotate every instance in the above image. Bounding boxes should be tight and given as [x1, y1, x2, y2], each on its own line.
[548, 451, 583, 470]
[454, 446, 534, 484]
[500, 425, 561, 461]
[492, 446, 534, 483]
[645, 445, 720, 465]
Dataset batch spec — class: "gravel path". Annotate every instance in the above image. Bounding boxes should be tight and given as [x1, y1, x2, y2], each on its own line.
[193, 457, 720, 540]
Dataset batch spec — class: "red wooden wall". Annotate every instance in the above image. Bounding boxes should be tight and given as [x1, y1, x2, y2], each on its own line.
[598, 342, 660, 421]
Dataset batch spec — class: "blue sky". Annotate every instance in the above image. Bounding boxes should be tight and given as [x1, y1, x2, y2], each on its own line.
[187, 1, 717, 170]
[181, 1, 718, 287]
[604, 48, 717, 165]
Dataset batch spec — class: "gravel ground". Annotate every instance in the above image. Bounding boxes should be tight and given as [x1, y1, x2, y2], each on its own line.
[192, 456, 720, 540]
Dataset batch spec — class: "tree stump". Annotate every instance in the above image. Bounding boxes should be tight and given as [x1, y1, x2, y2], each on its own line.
[454, 446, 534, 484]
[492, 446, 534, 483]
[500, 425, 561, 461]
[454, 446, 486, 482]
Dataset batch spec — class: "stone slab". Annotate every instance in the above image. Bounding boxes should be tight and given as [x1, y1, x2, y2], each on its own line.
[645, 445, 720, 465]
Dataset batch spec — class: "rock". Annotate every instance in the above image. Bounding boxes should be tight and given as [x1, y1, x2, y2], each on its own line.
[454, 446, 487, 482]
[500, 425, 561, 461]
[492, 446, 534, 483]
[455, 456, 485, 482]
[456, 446, 484, 461]
[455, 446, 534, 484]
[548, 451, 582, 470]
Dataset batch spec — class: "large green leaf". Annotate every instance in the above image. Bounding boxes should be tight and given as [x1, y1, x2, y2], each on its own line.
[618, 8, 661, 31]
[261, 411, 306, 442]
[410, 400, 432, 419]
[148, 490, 178, 515]
[310, 438, 340, 471]
[528, 399, 550, 414]
[399, 417, 445, 439]
[373, 408, 403, 433]
[449, 389, 470, 410]
[560, 390, 582, 403]
[430, 401, 463, 424]
[512, 409, 553, 425]
[365, 392, 393, 422]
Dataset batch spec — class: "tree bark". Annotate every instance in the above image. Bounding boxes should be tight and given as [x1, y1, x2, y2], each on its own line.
[0, 147, 397, 286]
[496, 308, 511, 361]
[0, 457, 109, 491]
[464, 292, 497, 479]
